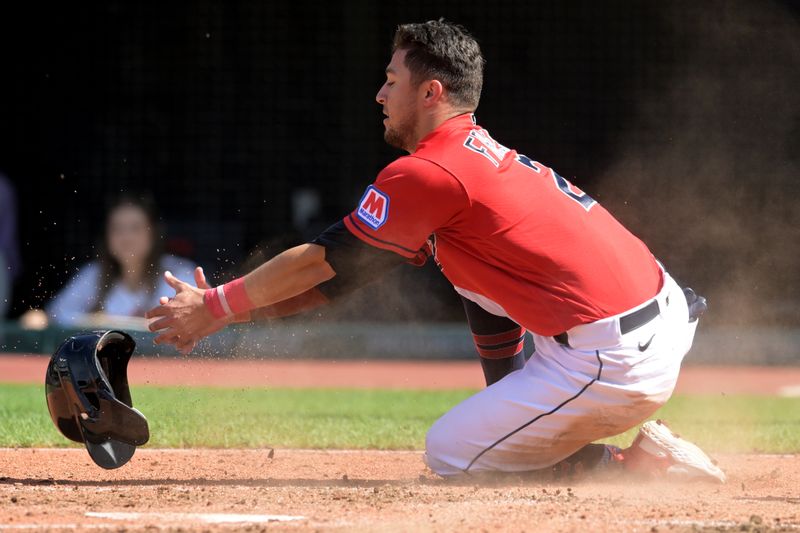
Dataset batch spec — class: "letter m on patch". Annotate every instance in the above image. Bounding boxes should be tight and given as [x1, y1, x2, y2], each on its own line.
[356, 185, 390, 230]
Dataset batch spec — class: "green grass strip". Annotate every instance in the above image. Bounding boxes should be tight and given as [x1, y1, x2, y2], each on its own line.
[1, 383, 798, 452]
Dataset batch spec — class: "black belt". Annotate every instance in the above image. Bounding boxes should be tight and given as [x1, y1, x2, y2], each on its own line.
[554, 298, 661, 347]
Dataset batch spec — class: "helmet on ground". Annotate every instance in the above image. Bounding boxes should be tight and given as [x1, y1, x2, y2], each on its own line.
[45, 330, 149, 469]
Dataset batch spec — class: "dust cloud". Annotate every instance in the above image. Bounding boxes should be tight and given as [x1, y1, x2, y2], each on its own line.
[596, 0, 800, 328]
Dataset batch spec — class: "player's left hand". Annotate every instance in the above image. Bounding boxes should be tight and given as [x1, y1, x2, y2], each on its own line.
[145, 270, 227, 354]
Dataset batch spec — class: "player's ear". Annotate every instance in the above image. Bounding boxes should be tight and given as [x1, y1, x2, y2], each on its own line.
[422, 80, 444, 107]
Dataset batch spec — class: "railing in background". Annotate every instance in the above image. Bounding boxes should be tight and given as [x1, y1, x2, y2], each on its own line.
[1, 321, 798, 365]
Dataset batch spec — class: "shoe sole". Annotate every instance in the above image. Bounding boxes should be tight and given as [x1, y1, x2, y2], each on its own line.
[638, 421, 726, 483]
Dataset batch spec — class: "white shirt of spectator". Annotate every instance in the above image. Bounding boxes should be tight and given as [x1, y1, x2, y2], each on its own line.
[46, 255, 197, 326]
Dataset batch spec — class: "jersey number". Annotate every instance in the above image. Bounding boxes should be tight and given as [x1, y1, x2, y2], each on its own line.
[516, 154, 597, 211]
[464, 129, 597, 211]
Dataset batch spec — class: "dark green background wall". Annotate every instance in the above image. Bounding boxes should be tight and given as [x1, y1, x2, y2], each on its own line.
[1, 1, 798, 326]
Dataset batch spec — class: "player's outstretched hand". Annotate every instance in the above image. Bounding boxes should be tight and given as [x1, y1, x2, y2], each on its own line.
[156, 266, 212, 307]
[145, 270, 227, 354]
[194, 266, 212, 290]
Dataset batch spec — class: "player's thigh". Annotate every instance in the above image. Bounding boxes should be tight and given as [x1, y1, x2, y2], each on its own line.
[424, 351, 620, 476]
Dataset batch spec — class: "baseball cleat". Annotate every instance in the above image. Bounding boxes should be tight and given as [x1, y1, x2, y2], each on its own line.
[624, 420, 726, 483]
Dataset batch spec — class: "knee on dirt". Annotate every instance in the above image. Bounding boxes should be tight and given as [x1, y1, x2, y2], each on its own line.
[423, 422, 465, 477]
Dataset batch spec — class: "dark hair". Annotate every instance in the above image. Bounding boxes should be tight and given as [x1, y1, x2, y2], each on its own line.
[92, 194, 164, 312]
[392, 19, 485, 110]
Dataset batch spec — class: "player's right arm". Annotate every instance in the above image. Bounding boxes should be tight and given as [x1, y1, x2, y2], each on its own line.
[232, 156, 468, 322]
[147, 243, 335, 352]
[147, 157, 465, 352]
[226, 217, 431, 323]
[235, 220, 409, 322]
[148, 238, 402, 351]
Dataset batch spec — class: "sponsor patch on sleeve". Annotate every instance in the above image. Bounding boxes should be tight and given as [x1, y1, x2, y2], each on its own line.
[356, 185, 390, 230]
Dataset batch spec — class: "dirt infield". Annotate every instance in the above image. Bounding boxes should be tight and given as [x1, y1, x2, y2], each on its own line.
[2, 356, 799, 531]
[3, 354, 800, 394]
[0, 448, 798, 532]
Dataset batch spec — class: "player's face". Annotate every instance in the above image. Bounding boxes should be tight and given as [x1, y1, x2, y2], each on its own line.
[376, 49, 420, 152]
[107, 204, 153, 269]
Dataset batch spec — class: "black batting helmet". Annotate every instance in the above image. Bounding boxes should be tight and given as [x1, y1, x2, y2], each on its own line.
[45, 330, 149, 469]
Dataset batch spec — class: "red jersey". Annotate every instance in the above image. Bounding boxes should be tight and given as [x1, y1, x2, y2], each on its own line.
[343, 113, 662, 335]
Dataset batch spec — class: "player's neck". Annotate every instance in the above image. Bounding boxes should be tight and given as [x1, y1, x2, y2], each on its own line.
[409, 108, 469, 153]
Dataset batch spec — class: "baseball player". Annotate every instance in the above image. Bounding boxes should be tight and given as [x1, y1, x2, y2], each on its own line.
[147, 20, 725, 482]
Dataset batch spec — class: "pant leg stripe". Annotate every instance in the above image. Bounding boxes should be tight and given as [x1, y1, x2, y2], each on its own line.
[463, 350, 604, 473]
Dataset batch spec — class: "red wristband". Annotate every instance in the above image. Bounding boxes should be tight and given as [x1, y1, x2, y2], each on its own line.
[221, 277, 255, 314]
[203, 287, 227, 319]
[203, 278, 255, 319]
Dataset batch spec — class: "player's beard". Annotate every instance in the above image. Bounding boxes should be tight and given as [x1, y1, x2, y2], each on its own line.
[383, 111, 417, 152]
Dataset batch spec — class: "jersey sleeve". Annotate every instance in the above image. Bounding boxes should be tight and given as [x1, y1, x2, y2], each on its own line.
[311, 219, 406, 299]
[342, 156, 467, 259]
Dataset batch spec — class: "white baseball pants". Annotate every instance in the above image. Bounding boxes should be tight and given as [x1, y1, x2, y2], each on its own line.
[424, 272, 697, 476]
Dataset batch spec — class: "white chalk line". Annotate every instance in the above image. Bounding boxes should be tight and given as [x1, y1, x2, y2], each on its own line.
[0, 447, 422, 454]
[85, 511, 305, 524]
[0, 525, 115, 531]
[0, 511, 306, 530]
[629, 518, 800, 529]
[779, 385, 800, 397]
[0, 520, 231, 531]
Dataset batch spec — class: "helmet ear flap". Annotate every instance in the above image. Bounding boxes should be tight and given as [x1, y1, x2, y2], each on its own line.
[45, 330, 149, 469]
[81, 391, 150, 446]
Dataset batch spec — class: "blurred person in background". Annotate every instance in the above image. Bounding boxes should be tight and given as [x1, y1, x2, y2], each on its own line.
[0, 173, 21, 318]
[21, 194, 196, 329]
